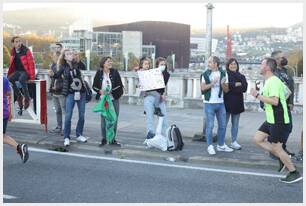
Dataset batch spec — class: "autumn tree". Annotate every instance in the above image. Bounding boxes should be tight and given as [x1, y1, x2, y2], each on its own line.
[297, 59, 303, 77]
[113, 54, 124, 70]
[128, 52, 139, 71]
[3, 45, 10, 68]
[287, 49, 303, 76]
[42, 52, 53, 70]
[90, 53, 101, 70]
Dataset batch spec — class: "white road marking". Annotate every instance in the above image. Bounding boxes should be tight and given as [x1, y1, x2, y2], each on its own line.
[3, 194, 18, 199]
[29, 147, 286, 178]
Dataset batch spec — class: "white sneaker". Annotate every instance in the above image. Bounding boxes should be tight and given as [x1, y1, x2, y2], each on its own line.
[207, 145, 216, 155]
[230, 141, 242, 150]
[216, 144, 234, 152]
[76, 135, 87, 143]
[64, 138, 70, 147]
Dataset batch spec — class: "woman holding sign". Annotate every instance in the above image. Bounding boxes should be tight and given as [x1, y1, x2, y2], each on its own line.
[92, 56, 124, 146]
[139, 57, 170, 139]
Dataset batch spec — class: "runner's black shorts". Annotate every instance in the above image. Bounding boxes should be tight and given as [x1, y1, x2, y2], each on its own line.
[3, 118, 8, 134]
[258, 121, 290, 143]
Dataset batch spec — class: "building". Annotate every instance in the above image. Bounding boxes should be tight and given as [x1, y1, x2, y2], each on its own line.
[142, 45, 156, 57]
[94, 21, 190, 68]
[91, 31, 122, 58]
[73, 30, 93, 52]
[57, 36, 81, 51]
[122, 31, 143, 58]
[190, 37, 218, 63]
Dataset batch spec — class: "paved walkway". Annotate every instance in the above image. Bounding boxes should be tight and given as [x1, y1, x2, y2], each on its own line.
[7, 100, 303, 171]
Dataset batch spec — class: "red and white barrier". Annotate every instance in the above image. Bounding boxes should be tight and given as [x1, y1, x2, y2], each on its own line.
[9, 80, 48, 132]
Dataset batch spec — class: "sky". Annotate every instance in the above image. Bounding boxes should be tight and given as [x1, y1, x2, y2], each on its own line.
[3, 2, 303, 29]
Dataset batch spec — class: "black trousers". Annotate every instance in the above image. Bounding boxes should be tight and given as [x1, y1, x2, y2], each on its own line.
[8, 71, 30, 99]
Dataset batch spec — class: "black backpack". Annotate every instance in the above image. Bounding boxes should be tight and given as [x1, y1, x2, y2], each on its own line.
[166, 124, 184, 151]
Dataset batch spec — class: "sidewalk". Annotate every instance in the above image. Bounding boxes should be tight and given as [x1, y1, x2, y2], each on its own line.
[7, 100, 303, 171]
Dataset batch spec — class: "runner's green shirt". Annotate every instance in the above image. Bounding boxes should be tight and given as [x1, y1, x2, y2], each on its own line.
[263, 76, 289, 124]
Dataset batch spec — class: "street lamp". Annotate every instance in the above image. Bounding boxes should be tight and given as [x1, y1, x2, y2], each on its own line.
[85, 49, 90, 71]
[205, 3, 214, 69]
[124, 53, 128, 72]
[151, 53, 156, 68]
[172, 53, 175, 70]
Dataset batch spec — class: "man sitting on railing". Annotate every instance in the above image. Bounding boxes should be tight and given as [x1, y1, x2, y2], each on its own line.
[7, 36, 36, 110]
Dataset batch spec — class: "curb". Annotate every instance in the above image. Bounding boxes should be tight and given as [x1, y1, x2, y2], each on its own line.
[19, 137, 303, 172]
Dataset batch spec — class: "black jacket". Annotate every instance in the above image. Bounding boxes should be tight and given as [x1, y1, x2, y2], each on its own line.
[224, 71, 248, 114]
[92, 68, 123, 100]
[54, 62, 85, 96]
[274, 67, 294, 105]
[49, 63, 64, 95]
[76, 61, 86, 70]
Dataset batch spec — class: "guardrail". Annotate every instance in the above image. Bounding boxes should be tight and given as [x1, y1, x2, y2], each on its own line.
[4, 69, 303, 113]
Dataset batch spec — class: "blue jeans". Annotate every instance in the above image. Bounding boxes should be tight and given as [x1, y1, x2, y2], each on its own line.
[226, 113, 240, 142]
[144, 95, 168, 138]
[204, 103, 226, 146]
[64, 92, 86, 139]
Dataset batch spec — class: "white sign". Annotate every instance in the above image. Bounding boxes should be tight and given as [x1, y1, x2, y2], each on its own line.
[137, 68, 165, 91]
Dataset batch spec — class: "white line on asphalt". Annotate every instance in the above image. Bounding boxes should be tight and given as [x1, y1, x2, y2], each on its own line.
[29, 147, 285, 178]
[3, 194, 18, 199]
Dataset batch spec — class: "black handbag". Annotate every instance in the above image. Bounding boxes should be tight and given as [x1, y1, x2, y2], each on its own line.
[84, 80, 92, 103]
[53, 78, 64, 92]
[62, 79, 69, 96]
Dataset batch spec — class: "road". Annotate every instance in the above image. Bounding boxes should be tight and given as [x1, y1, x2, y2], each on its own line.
[3, 146, 302, 203]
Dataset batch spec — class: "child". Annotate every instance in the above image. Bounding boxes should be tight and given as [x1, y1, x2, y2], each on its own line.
[138, 57, 164, 117]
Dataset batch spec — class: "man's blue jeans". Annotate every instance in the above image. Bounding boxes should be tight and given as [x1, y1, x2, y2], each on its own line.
[144, 95, 168, 138]
[204, 103, 227, 146]
[64, 92, 86, 139]
[226, 113, 240, 143]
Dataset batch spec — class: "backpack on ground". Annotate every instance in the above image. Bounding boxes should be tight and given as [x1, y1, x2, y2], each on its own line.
[166, 124, 184, 151]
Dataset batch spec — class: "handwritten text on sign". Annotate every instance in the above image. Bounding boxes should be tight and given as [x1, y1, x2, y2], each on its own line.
[137, 68, 165, 91]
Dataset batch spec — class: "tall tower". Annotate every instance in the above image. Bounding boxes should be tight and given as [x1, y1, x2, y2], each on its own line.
[226, 25, 232, 59]
[206, 3, 214, 65]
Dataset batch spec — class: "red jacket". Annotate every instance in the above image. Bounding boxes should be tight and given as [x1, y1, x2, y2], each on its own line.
[8, 45, 35, 80]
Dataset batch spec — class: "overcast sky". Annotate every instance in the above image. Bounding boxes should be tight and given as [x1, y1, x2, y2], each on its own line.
[3, 3, 303, 29]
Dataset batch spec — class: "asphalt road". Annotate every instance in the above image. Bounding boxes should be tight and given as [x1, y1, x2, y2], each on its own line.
[3, 146, 303, 203]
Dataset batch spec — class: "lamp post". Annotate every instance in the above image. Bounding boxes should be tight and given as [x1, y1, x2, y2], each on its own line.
[124, 52, 128, 72]
[85, 49, 90, 71]
[205, 3, 214, 68]
[172, 53, 175, 70]
[151, 53, 156, 68]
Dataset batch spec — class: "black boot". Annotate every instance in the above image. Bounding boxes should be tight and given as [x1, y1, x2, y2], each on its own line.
[99, 138, 107, 147]
[154, 107, 164, 117]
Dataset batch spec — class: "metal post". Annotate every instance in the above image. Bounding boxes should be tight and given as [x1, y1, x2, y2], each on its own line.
[152, 53, 155, 68]
[205, 3, 214, 68]
[85, 49, 90, 71]
[172, 54, 175, 70]
[125, 53, 128, 72]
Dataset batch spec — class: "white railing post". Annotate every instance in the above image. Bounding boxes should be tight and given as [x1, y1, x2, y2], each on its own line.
[186, 78, 193, 98]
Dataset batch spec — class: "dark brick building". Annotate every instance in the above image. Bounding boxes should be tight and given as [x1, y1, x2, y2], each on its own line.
[94, 21, 190, 68]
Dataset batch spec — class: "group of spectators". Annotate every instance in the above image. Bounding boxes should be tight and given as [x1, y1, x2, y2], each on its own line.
[3, 36, 303, 183]
[200, 52, 301, 183]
